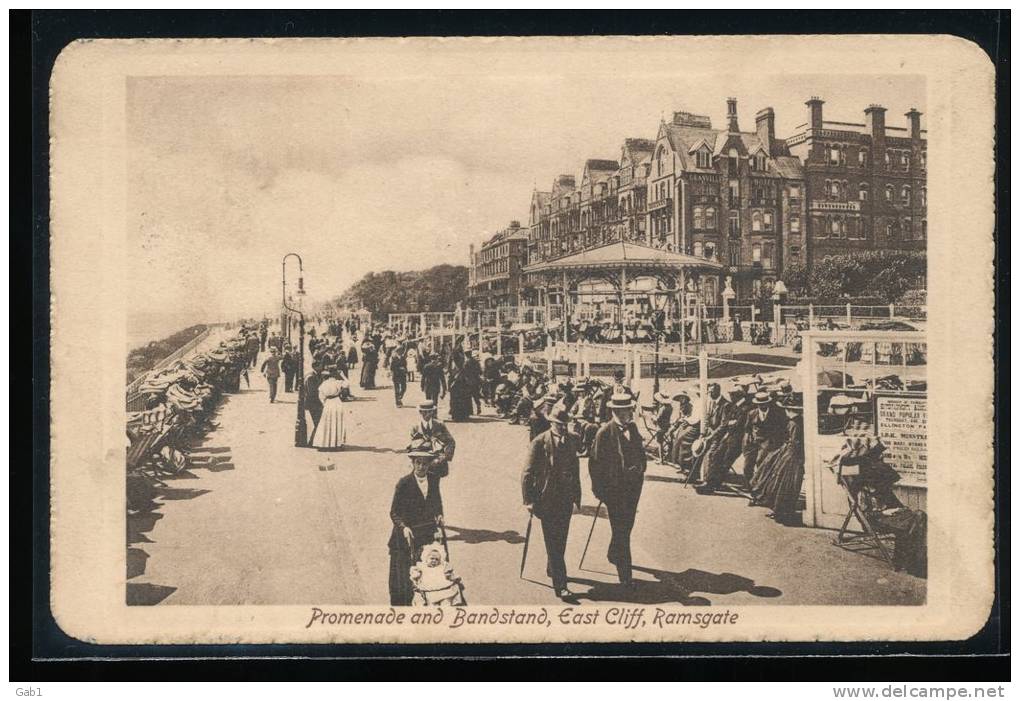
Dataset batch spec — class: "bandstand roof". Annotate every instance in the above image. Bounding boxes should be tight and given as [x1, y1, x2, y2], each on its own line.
[523, 241, 723, 274]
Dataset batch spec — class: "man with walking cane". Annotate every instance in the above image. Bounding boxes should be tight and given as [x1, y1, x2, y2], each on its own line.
[521, 407, 581, 600]
[587, 393, 647, 585]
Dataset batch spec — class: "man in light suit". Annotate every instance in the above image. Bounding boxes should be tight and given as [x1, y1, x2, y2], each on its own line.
[521, 407, 581, 599]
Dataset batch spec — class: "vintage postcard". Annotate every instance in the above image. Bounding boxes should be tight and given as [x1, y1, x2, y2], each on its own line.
[49, 35, 996, 645]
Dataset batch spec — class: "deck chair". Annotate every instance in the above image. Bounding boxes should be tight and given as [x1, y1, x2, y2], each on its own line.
[831, 462, 895, 567]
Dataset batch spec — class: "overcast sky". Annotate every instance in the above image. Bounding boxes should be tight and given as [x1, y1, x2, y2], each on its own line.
[126, 69, 924, 334]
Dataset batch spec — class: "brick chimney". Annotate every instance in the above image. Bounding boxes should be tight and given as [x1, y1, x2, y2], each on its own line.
[806, 97, 824, 129]
[905, 108, 922, 140]
[865, 104, 887, 149]
[755, 107, 775, 154]
[726, 98, 739, 133]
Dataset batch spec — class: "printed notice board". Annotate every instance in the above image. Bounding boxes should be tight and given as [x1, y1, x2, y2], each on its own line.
[876, 395, 927, 485]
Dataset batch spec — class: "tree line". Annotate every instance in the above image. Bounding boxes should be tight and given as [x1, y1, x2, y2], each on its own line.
[330, 264, 469, 319]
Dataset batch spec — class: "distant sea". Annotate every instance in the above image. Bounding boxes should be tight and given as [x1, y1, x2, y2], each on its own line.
[127, 311, 213, 351]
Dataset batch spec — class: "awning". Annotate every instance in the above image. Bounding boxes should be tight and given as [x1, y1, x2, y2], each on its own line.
[523, 241, 724, 274]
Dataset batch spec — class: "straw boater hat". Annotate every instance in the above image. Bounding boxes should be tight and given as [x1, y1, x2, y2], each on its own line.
[691, 436, 708, 458]
[654, 392, 672, 404]
[417, 400, 437, 413]
[607, 393, 636, 410]
[407, 438, 437, 458]
[752, 390, 773, 405]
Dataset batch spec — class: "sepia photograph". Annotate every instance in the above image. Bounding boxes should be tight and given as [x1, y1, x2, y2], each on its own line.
[45, 32, 996, 647]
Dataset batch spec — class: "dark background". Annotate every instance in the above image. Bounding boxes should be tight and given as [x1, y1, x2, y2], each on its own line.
[16, 9, 1008, 681]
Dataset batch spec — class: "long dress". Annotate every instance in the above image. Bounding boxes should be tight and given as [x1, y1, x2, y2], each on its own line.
[388, 472, 444, 606]
[448, 363, 473, 421]
[749, 415, 804, 520]
[312, 378, 347, 449]
[360, 345, 377, 389]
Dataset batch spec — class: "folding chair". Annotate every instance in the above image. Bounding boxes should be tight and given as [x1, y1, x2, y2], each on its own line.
[831, 467, 895, 568]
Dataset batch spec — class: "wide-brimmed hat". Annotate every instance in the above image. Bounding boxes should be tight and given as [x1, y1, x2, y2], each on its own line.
[607, 393, 636, 410]
[549, 408, 570, 425]
[654, 392, 672, 403]
[671, 392, 690, 402]
[691, 437, 708, 458]
[417, 400, 437, 412]
[752, 391, 773, 405]
[407, 439, 437, 458]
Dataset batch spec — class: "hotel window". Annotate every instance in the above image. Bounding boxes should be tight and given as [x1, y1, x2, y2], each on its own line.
[752, 211, 763, 232]
[790, 216, 801, 233]
[706, 207, 717, 229]
[789, 245, 801, 261]
[729, 211, 740, 237]
[789, 184, 801, 198]
[859, 148, 869, 166]
[901, 186, 911, 206]
[693, 206, 704, 230]
[859, 183, 869, 201]
[763, 243, 774, 268]
[729, 247, 740, 266]
[829, 180, 840, 199]
[885, 184, 894, 202]
[886, 222, 897, 240]
[828, 145, 841, 165]
[728, 180, 740, 201]
[884, 150, 891, 167]
[753, 154, 767, 171]
[693, 241, 703, 257]
[763, 211, 774, 231]
[752, 243, 762, 262]
[920, 187, 927, 207]
[696, 149, 711, 169]
[705, 242, 716, 259]
[920, 152, 927, 169]
[901, 152, 910, 168]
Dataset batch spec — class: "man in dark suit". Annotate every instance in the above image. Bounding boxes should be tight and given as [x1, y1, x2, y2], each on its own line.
[589, 393, 647, 584]
[742, 390, 788, 488]
[522, 407, 581, 599]
[246, 333, 260, 368]
[303, 360, 325, 443]
[409, 401, 455, 478]
[388, 440, 445, 606]
[390, 344, 408, 407]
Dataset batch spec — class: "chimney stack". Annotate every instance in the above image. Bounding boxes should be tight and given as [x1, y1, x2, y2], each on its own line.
[726, 98, 739, 133]
[865, 104, 887, 148]
[905, 108, 922, 140]
[755, 107, 775, 154]
[806, 97, 824, 129]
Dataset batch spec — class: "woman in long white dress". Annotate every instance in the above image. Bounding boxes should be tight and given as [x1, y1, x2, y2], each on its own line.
[312, 366, 348, 450]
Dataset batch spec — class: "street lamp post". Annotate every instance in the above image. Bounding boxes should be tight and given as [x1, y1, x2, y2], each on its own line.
[283, 253, 308, 447]
[651, 291, 670, 396]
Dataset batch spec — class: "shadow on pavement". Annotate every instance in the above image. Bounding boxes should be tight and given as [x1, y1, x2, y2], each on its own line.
[342, 445, 406, 455]
[445, 525, 525, 545]
[568, 566, 781, 606]
[577, 504, 608, 519]
[126, 582, 177, 606]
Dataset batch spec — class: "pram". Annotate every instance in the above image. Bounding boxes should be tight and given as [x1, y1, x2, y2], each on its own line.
[409, 539, 467, 606]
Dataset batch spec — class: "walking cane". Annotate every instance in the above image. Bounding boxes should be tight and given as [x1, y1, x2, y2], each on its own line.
[519, 513, 534, 578]
[439, 518, 451, 561]
[578, 501, 603, 570]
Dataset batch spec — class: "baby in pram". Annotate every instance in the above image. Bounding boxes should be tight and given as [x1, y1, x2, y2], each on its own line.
[409, 542, 465, 606]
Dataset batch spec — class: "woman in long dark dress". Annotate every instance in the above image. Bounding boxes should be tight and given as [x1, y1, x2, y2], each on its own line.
[388, 442, 445, 606]
[749, 397, 805, 525]
[697, 385, 750, 493]
[360, 340, 378, 389]
[447, 356, 473, 422]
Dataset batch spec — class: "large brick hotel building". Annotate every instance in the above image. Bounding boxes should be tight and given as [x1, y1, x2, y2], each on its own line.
[467, 97, 926, 307]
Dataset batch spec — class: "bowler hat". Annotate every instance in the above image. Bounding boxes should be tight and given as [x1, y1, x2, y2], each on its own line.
[607, 393, 636, 410]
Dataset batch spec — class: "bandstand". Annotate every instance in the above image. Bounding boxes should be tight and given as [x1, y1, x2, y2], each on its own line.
[522, 241, 724, 352]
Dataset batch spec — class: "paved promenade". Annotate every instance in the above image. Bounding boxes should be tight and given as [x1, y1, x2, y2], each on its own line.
[127, 345, 925, 607]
